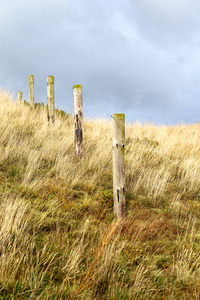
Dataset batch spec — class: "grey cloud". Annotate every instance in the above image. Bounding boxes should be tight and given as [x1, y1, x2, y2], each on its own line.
[129, 0, 200, 46]
[0, 0, 200, 124]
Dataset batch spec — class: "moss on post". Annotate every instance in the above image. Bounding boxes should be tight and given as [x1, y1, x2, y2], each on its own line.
[73, 84, 82, 90]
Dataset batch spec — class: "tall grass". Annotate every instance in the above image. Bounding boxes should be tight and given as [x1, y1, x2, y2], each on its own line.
[0, 90, 200, 299]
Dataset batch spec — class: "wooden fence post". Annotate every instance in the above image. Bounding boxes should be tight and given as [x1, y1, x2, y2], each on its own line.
[113, 114, 125, 218]
[73, 84, 83, 156]
[47, 76, 55, 124]
[28, 75, 34, 107]
[18, 92, 22, 103]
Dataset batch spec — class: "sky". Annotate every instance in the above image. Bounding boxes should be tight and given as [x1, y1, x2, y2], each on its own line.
[1, 0, 200, 124]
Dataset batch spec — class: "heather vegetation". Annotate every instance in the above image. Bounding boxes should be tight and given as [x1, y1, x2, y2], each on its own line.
[0, 91, 200, 299]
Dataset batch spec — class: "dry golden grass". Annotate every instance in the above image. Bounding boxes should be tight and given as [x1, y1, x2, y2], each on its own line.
[0, 90, 200, 299]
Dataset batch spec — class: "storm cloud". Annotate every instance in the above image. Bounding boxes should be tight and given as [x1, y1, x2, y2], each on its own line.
[1, 0, 200, 124]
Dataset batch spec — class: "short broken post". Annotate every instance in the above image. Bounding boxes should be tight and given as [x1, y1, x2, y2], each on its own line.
[73, 84, 83, 156]
[47, 76, 55, 124]
[28, 75, 34, 107]
[113, 114, 125, 219]
[18, 92, 22, 103]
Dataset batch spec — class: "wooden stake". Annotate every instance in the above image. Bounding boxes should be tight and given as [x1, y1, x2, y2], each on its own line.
[73, 84, 83, 156]
[113, 114, 125, 218]
[47, 76, 55, 124]
[28, 75, 34, 107]
[18, 92, 22, 103]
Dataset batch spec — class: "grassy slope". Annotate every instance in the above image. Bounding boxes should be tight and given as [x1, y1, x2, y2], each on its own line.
[0, 91, 200, 299]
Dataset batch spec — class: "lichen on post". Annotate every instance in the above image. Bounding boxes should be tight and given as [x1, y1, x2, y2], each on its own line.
[47, 76, 55, 124]
[73, 84, 83, 156]
[28, 75, 34, 107]
[112, 113, 125, 219]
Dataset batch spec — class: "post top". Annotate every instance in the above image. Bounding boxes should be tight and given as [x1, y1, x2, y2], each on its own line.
[73, 84, 82, 89]
[28, 75, 34, 82]
[47, 76, 54, 83]
[113, 113, 125, 121]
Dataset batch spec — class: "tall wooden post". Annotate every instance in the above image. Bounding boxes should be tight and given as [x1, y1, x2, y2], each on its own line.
[73, 84, 83, 156]
[113, 114, 125, 218]
[18, 92, 22, 103]
[28, 75, 34, 107]
[47, 76, 55, 124]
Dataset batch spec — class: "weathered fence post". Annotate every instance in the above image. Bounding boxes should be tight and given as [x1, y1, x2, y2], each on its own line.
[73, 84, 83, 156]
[28, 75, 34, 107]
[18, 92, 22, 103]
[113, 114, 125, 219]
[47, 76, 55, 124]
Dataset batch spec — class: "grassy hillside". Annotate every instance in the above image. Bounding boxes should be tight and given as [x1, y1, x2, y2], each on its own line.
[0, 91, 200, 299]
